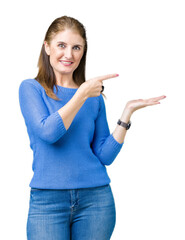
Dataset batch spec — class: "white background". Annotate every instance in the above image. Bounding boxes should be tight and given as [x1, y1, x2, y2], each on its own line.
[0, 0, 184, 239]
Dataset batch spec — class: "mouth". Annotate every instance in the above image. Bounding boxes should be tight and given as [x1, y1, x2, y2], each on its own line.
[59, 60, 74, 66]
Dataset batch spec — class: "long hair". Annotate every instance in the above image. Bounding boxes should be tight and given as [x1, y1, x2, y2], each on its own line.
[34, 15, 106, 100]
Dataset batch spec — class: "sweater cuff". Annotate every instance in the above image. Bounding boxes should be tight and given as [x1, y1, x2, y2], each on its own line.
[54, 111, 67, 136]
[110, 133, 124, 151]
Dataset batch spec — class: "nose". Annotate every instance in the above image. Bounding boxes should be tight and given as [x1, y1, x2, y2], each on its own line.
[64, 47, 73, 59]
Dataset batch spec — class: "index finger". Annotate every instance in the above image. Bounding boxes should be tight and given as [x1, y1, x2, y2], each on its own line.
[95, 73, 119, 82]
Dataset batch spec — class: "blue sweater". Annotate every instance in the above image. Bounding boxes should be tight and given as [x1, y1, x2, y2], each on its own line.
[18, 78, 124, 189]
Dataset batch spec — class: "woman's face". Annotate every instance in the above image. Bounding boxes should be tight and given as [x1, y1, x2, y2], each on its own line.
[44, 29, 85, 78]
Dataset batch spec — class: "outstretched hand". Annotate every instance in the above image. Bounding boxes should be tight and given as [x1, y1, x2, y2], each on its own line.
[125, 95, 166, 114]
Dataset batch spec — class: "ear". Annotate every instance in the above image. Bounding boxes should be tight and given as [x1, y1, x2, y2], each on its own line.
[44, 41, 50, 56]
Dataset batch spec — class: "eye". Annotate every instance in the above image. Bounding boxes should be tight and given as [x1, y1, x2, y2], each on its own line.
[73, 46, 81, 50]
[58, 43, 65, 48]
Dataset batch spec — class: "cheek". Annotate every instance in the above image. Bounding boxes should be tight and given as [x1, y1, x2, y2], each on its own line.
[51, 48, 63, 60]
[75, 53, 84, 63]
[50, 53, 61, 68]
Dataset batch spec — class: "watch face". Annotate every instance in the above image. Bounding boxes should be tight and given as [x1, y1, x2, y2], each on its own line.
[126, 122, 131, 130]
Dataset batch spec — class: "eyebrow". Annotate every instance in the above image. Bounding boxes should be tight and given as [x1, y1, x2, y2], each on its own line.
[57, 41, 83, 47]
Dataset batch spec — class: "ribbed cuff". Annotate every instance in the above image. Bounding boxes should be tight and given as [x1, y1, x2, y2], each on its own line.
[98, 134, 124, 165]
[54, 111, 67, 137]
[110, 133, 124, 151]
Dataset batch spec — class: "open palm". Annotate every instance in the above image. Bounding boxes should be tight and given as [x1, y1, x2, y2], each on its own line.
[125, 95, 166, 114]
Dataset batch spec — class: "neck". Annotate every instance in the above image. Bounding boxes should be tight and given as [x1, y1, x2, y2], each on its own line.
[55, 72, 77, 88]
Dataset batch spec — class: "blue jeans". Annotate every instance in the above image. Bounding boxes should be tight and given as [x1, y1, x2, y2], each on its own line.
[27, 184, 116, 240]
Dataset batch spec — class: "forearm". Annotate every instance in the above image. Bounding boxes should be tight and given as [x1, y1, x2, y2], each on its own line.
[57, 89, 88, 130]
[112, 108, 132, 144]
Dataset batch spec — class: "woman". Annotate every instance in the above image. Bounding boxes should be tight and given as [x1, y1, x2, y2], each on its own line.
[18, 15, 166, 240]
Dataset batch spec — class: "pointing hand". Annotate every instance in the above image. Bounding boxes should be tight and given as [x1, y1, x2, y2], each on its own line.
[79, 73, 119, 98]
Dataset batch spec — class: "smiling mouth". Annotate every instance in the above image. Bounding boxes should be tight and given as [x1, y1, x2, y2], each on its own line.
[59, 60, 74, 66]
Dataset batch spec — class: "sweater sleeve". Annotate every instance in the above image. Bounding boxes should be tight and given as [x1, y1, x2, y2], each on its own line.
[18, 80, 67, 144]
[91, 94, 124, 166]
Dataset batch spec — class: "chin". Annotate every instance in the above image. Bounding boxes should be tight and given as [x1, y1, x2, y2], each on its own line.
[59, 70, 74, 75]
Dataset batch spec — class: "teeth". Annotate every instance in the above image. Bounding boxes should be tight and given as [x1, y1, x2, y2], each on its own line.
[60, 61, 73, 64]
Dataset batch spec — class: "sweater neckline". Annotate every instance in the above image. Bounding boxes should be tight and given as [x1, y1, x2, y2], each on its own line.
[55, 85, 79, 94]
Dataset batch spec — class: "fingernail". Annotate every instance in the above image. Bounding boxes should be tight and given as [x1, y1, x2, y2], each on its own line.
[116, 74, 119, 76]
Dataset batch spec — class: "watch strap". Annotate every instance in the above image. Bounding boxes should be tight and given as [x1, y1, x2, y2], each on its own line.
[117, 119, 131, 130]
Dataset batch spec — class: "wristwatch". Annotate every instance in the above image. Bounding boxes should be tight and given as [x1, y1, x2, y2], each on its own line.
[117, 119, 131, 130]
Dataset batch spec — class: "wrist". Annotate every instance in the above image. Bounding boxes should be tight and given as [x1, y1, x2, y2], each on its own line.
[77, 87, 88, 101]
[120, 107, 132, 123]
